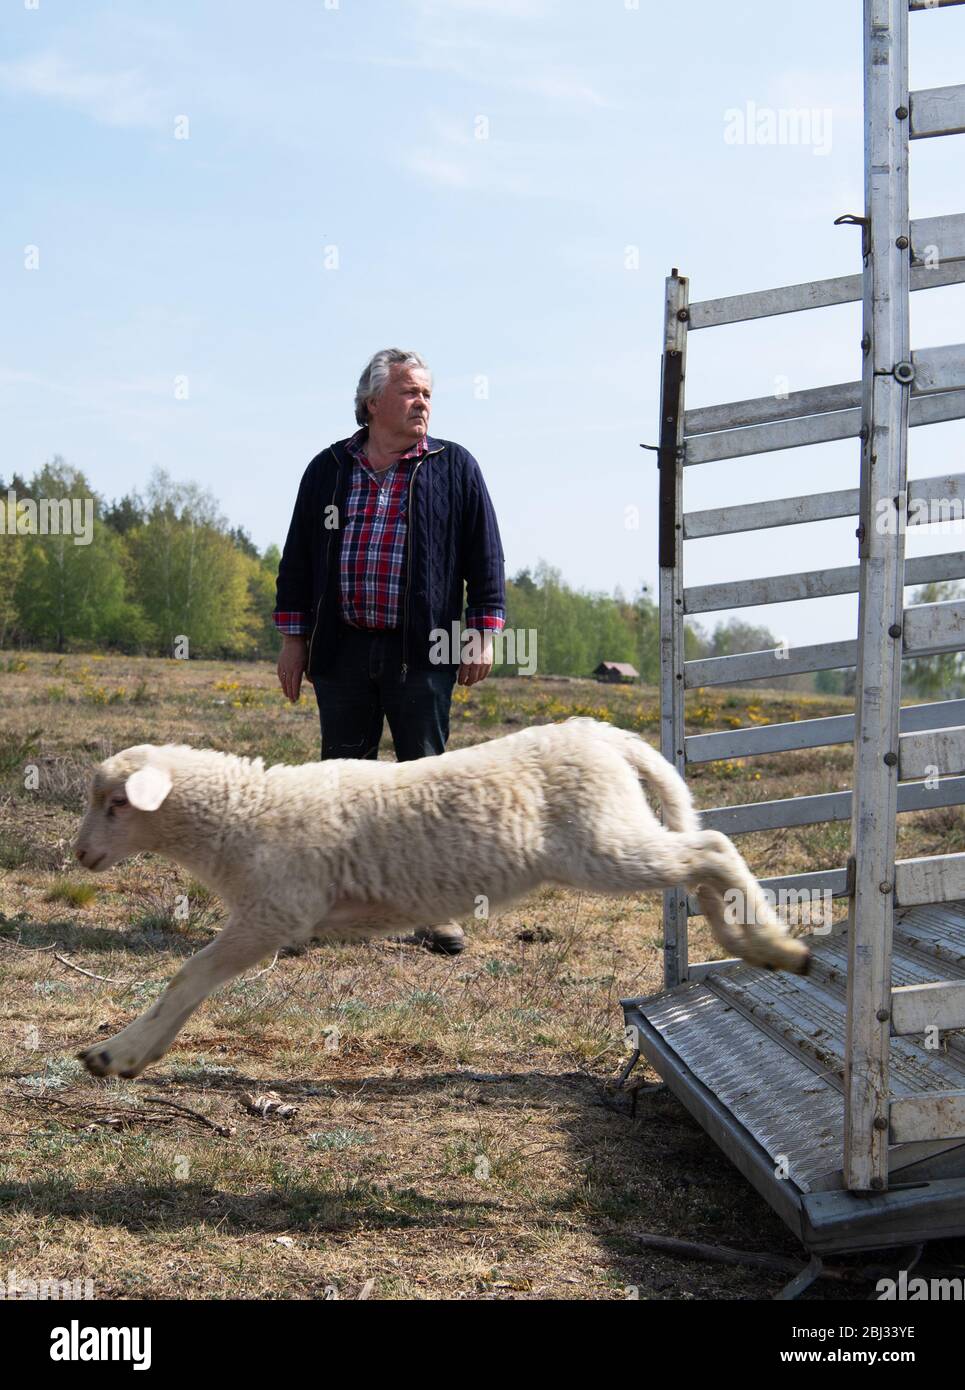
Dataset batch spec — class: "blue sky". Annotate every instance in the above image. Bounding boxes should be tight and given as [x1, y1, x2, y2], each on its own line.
[2, 0, 963, 647]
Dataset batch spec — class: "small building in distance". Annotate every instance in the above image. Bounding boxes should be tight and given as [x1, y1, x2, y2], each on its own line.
[593, 661, 639, 684]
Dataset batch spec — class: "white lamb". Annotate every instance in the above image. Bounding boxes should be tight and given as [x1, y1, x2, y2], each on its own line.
[73, 717, 809, 1078]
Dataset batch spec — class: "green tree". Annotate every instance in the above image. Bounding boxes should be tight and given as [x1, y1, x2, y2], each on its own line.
[124, 468, 254, 657]
[13, 459, 135, 650]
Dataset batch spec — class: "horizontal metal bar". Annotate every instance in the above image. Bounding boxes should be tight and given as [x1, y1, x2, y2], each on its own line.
[684, 381, 861, 436]
[911, 84, 965, 138]
[674, 469, 957, 543]
[895, 852, 965, 908]
[688, 852, 965, 918]
[685, 408, 860, 464]
[912, 342, 965, 393]
[685, 699, 965, 765]
[680, 346, 963, 450]
[683, 488, 860, 539]
[891, 1093, 965, 1145]
[700, 776, 965, 837]
[686, 958, 742, 980]
[685, 867, 849, 917]
[910, 0, 965, 9]
[892, 980, 965, 1036]
[685, 640, 856, 687]
[684, 389, 965, 466]
[689, 275, 862, 330]
[912, 212, 965, 266]
[911, 259, 965, 288]
[684, 550, 965, 615]
[685, 600, 965, 687]
[910, 387, 965, 427]
[900, 727, 965, 780]
[802, 1178, 965, 1256]
[903, 599, 965, 656]
[688, 217, 965, 332]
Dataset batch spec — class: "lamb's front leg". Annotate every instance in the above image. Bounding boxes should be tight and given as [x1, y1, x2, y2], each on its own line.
[78, 916, 279, 1078]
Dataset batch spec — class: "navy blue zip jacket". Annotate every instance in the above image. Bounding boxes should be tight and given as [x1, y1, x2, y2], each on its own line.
[274, 433, 506, 680]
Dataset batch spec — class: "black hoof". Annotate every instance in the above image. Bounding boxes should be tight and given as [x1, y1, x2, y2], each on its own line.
[426, 934, 465, 956]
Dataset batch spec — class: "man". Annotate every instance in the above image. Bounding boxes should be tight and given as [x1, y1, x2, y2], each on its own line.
[273, 347, 506, 953]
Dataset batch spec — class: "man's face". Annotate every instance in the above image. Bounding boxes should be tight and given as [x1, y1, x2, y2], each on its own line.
[369, 365, 432, 441]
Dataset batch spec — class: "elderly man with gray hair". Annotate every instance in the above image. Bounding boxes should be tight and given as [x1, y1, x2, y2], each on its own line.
[273, 348, 506, 953]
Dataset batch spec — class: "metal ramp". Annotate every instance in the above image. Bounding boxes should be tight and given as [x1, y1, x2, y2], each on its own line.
[626, 901, 965, 1252]
[624, 0, 965, 1257]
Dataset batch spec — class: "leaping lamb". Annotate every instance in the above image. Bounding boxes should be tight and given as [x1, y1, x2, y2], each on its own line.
[72, 717, 810, 1078]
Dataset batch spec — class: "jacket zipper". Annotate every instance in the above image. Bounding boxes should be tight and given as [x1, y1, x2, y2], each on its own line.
[306, 462, 341, 677]
[400, 456, 424, 683]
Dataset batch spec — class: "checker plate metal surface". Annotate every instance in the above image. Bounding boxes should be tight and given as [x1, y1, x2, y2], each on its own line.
[636, 982, 843, 1190]
[630, 901, 965, 1192]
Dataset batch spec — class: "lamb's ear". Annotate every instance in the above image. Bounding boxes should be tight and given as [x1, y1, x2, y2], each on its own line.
[125, 764, 173, 812]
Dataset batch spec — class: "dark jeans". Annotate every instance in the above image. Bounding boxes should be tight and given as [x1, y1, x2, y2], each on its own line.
[313, 621, 458, 761]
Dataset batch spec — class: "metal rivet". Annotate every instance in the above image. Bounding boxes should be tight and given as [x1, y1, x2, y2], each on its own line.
[677, 308, 690, 322]
[874, 1117, 889, 1131]
[895, 106, 908, 120]
[879, 881, 893, 894]
[895, 236, 909, 250]
[876, 1009, 890, 1022]
[888, 624, 902, 638]
[894, 360, 915, 384]
[884, 752, 898, 767]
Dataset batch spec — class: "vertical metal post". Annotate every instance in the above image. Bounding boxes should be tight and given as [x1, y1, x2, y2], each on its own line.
[658, 270, 689, 988]
[844, 0, 911, 1192]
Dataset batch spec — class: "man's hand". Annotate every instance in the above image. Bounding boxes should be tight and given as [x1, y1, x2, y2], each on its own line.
[278, 635, 310, 703]
[457, 631, 494, 687]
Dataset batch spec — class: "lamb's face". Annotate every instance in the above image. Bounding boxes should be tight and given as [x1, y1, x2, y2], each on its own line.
[74, 748, 173, 873]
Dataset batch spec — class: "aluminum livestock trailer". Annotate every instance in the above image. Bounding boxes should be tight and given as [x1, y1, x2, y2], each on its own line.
[622, 0, 965, 1290]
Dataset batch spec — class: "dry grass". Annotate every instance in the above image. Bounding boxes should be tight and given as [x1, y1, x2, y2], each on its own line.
[0, 652, 961, 1300]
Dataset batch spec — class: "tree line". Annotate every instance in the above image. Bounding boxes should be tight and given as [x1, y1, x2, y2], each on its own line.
[0, 458, 960, 696]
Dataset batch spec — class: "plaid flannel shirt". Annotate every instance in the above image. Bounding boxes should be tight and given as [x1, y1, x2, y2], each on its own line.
[274, 427, 505, 637]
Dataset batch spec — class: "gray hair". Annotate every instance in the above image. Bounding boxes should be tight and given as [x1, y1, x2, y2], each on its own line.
[354, 348, 431, 426]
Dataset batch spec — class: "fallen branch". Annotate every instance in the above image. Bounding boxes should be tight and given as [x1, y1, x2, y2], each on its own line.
[628, 1231, 888, 1284]
[243, 952, 279, 982]
[53, 953, 137, 986]
[142, 1095, 235, 1138]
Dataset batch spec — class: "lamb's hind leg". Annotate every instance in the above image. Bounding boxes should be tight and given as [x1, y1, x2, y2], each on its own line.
[79, 915, 280, 1078]
[686, 830, 810, 974]
[560, 829, 809, 975]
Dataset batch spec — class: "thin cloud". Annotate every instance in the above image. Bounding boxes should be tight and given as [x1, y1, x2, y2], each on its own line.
[0, 50, 165, 129]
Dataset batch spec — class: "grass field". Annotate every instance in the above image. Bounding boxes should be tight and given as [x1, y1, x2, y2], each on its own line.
[2, 653, 963, 1300]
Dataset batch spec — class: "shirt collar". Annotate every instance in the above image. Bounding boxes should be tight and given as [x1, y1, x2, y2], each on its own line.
[346, 425, 428, 463]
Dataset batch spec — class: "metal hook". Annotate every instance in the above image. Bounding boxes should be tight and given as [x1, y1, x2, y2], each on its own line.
[834, 212, 871, 261]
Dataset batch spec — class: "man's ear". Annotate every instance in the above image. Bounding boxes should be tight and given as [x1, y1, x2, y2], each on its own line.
[124, 764, 173, 812]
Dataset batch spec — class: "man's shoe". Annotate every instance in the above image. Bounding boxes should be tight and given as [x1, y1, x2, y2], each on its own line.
[399, 925, 466, 956]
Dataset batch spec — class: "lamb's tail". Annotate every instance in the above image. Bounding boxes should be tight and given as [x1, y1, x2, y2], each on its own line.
[573, 720, 699, 833]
